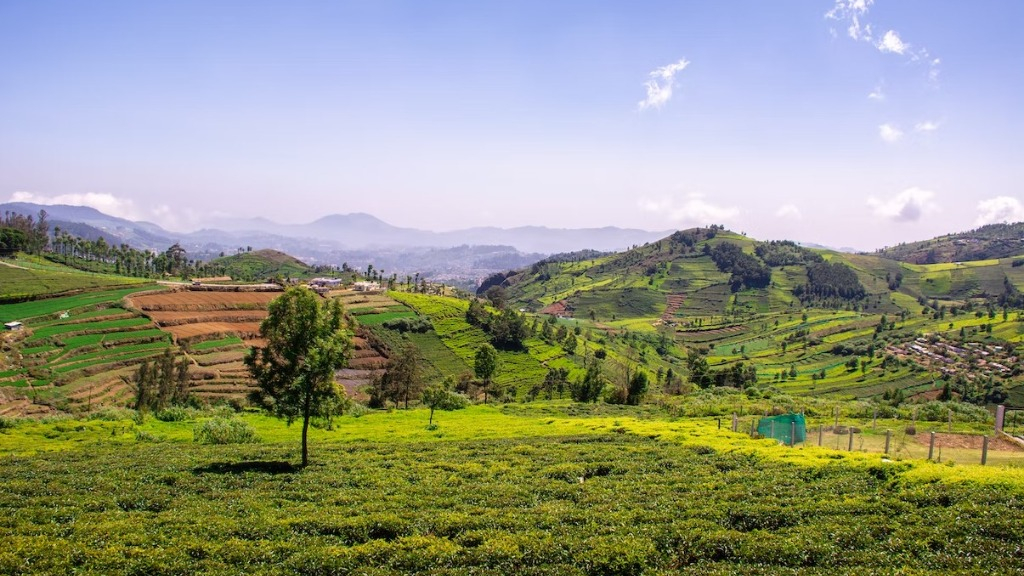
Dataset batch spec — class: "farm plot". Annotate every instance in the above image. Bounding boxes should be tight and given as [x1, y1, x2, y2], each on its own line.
[128, 289, 286, 403]
[391, 292, 549, 397]
[128, 290, 278, 312]
[0, 296, 176, 414]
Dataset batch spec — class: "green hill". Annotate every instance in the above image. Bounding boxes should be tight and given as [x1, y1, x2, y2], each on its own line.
[875, 222, 1024, 264]
[496, 227, 1024, 404]
[206, 249, 313, 282]
[0, 254, 149, 303]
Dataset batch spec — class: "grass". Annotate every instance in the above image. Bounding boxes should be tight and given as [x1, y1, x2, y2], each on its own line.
[0, 404, 1023, 574]
[0, 258, 150, 302]
[0, 285, 156, 322]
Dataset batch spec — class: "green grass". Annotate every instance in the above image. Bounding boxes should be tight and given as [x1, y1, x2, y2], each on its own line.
[0, 259, 149, 302]
[23, 316, 153, 342]
[354, 310, 418, 325]
[0, 405, 1023, 574]
[190, 335, 246, 351]
[0, 285, 156, 323]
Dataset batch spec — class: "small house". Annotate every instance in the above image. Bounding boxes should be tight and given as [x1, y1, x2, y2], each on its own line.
[4, 321, 24, 331]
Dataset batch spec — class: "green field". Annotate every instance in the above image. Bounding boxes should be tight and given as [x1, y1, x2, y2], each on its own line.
[0, 285, 157, 322]
[0, 404, 1022, 574]
[0, 256, 150, 302]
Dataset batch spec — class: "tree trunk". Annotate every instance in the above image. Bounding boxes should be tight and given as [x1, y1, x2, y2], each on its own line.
[301, 392, 311, 467]
[429, 407, 435, 426]
[301, 413, 310, 467]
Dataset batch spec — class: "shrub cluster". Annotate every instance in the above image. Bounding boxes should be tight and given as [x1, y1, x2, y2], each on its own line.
[192, 417, 260, 444]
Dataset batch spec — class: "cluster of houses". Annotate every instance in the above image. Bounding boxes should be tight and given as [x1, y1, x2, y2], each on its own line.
[888, 336, 1017, 379]
[306, 278, 381, 295]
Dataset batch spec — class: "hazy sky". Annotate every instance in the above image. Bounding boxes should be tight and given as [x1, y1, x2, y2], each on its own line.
[2, 1, 1022, 250]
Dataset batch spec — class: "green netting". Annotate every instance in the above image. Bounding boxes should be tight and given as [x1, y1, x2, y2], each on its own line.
[758, 414, 806, 445]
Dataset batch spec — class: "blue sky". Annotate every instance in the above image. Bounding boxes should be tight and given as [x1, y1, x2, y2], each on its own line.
[2, 1, 1022, 250]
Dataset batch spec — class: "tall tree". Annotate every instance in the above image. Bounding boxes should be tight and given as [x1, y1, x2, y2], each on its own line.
[474, 343, 499, 403]
[371, 343, 423, 408]
[245, 287, 352, 466]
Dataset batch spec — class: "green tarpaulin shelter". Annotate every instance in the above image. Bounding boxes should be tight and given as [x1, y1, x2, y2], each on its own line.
[758, 414, 806, 445]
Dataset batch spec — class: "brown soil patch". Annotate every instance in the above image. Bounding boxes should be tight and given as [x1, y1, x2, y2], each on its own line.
[129, 291, 278, 311]
[915, 432, 1023, 452]
[539, 300, 570, 316]
[164, 322, 262, 341]
[661, 294, 686, 322]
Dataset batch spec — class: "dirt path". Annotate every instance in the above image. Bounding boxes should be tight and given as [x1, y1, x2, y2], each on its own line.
[0, 260, 29, 270]
[661, 294, 685, 323]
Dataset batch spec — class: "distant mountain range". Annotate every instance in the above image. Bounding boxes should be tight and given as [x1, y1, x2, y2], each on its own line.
[1, 202, 669, 254]
[0, 202, 671, 288]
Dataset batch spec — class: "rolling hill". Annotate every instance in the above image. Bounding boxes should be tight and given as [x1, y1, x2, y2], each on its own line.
[496, 227, 1024, 404]
[206, 249, 315, 282]
[875, 222, 1024, 264]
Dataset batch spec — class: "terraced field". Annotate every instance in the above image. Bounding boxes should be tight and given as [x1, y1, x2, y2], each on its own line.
[124, 288, 288, 404]
[0, 286, 173, 414]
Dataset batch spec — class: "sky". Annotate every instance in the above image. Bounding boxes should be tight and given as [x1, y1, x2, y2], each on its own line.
[1, 0, 1023, 251]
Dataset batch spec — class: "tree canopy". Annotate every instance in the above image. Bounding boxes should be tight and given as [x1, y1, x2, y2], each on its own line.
[245, 287, 352, 466]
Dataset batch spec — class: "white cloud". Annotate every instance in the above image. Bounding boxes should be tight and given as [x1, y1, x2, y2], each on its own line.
[975, 196, 1024, 226]
[878, 123, 903, 142]
[638, 193, 738, 224]
[638, 58, 690, 111]
[826, 0, 875, 41]
[914, 120, 940, 133]
[876, 30, 907, 54]
[9, 191, 142, 220]
[826, 1, 940, 81]
[775, 204, 802, 219]
[867, 85, 885, 101]
[867, 187, 938, 222]
[928, 58, 941, 83]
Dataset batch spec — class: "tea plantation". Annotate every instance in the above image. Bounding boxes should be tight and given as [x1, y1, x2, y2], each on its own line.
[1, 405, 1022, 575]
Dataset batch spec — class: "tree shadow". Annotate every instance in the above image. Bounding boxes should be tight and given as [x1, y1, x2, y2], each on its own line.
[193, 461, 299, 475]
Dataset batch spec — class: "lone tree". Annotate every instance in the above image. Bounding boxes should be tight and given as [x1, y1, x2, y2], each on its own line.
[421, 377, 468, 427]
[245, 286, 351, 466]
[474, 343, 499, 403]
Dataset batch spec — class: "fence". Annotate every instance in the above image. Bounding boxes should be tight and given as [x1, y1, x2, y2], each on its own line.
[729, 412, 1024, 467]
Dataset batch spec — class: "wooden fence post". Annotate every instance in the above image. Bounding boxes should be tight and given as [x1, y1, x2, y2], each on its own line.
[884, 429, 891, 455]
[982, 435, 989, 466]
[928, 431, 936, 460]
[847, 428, 854, 451]
[818, 424, 823, 447]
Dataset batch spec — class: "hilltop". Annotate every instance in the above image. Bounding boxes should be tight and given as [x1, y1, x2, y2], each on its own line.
[206, 249, 314, 282]
[876, 222, 1024, 264]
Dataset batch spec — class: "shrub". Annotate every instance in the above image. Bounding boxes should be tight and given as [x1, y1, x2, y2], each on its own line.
[88, 407, 137, 422]
[155, 406, 193, 422]
[135, 430, 165, 443]
[193, 417, 260, 444]
[347, 403, 370, 418]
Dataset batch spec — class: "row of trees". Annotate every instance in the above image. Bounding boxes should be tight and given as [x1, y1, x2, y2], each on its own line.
[1, 209, 49, 255]
[134, 349, 191, 413]
[686, 350, 758, 389]
[466, 300, 529, 350]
